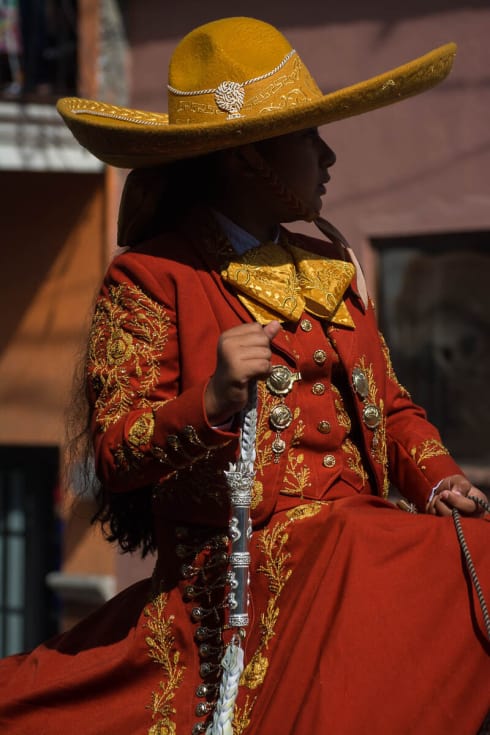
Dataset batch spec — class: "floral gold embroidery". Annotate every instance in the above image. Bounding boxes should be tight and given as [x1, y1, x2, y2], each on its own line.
[145, 592, 185, 735]
[240, 651, 269, 690]
[252, 480, 264, 509]
[254, 381, 281, 476]
[379, 331, 411, 399]
[129, 412, 155, 449]
[88, 283, 171, 431]
[373, 399, 389, 497]
[356, 357, 389, 496]
[410, 439, 450, 470]
[235, 502, 323, 731]
[232, 696, 254, 735]
[332, 384, 351, 431]
[341, 438, 369, 486]
[281, 415, 311, 497]
[107, 328, 133, 365]
[286, 502, 324, 522]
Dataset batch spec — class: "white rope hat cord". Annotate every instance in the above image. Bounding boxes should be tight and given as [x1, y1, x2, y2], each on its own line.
[168, 50, 296, 119]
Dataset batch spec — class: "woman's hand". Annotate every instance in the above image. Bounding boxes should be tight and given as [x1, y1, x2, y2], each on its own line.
[205, 321, 281, 426]
[426, 474, 488, 517]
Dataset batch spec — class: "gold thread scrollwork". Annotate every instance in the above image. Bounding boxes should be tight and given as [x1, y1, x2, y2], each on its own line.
[281, 415, 311, 497]
[88, 283, 171, 432]
[378, 331, 411, 399]
[354, 358, 389, 496]
[145, 592, 186, 735]
[341, 438, 369, 487]
[410, 439, 450, 470]
[233, 502, 323, 732]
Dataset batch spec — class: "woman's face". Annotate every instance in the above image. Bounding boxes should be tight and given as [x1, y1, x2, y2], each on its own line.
[256, 127, 336, 219]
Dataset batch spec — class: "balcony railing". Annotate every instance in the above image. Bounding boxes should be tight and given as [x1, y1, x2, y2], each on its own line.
[0, 0, 77, 102]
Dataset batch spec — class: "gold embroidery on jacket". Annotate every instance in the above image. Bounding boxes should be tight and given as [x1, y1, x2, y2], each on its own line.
[113, 411, 159, 471]
[234, 502, 323, 732]
[357, 357, 389, 496]
[379, 332, 411, 398]
[373, 399, 389, 497]
[410, 438, 450, 470]
[252, 480, 264, 509]
[88, 283, 171, 431]
[129, 412, 155, 451]
[255, 382, 281, 475]
[341, 438, 369, 486]
[281, 414, 311, 496]
[232, 698, 254, 735]
[145, 591, 185, 735]
[332, 384, 352, 432]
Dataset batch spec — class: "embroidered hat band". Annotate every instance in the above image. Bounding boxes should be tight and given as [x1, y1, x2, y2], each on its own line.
[56, 17, 457, 169]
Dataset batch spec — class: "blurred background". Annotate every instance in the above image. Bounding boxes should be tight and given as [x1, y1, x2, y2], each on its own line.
[0, 0, 488, 656]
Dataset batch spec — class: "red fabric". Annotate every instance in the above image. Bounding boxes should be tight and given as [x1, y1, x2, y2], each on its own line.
[0, 224, 488, 734]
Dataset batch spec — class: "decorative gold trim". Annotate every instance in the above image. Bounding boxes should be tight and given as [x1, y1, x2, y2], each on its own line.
[379, 332, 411, 398]
[145, 592, 186, 734]
[88, 283, 171, 432]
[281, 413, 312, 497]
[355, 357, 389, 496]
[234, 502, 323, 731]
[341, 438, 369, 487]
[410, 438, 450, 470]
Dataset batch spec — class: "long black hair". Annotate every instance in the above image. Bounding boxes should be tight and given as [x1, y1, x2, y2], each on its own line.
[65, 154, 225, 557]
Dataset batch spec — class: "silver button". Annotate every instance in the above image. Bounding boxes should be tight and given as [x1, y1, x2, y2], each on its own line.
[312, 382, 326, 396]
[272, 437, 286, 455]
[352, 367, 369, 399]
[313, 349, 327, 365]
[322, 454, 336, 468]
[266, 365, 300, 396]
[362, 403, 382, 429]
[269, 404, 293, 431]
[300, 318, 313, 332]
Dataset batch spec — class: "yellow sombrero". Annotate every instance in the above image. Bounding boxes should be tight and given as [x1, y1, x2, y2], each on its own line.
[57, 16, 457, 169]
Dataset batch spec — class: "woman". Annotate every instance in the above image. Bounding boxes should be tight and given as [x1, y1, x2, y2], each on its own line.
[0, 16, 488, 735]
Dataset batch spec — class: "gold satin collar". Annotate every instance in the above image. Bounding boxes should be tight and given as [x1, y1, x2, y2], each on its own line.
[222, 242, 355, 327]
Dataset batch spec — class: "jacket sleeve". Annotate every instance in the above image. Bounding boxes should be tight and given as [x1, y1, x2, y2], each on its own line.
[86, 251, 238, 493]
[379, 329, 464, 509]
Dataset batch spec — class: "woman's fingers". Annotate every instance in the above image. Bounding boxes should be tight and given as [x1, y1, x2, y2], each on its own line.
[205, 321, 282, 424]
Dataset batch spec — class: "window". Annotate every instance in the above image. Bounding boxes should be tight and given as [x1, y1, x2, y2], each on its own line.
[0, 445, 60, 657]
[373, 231, 490, 476]
[0, 0, 77, 100]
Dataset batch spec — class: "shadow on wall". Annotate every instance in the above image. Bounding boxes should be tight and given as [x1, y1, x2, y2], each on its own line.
[0, 172, 102, 356]
[122, 0, 489, 41]
[393, 248, 490, 463]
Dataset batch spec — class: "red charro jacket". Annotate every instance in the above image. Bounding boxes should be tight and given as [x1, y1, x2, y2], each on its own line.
[87, 221, 462, 530]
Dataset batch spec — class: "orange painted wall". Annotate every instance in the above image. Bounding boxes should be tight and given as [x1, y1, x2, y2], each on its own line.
[0, 171, 115, 584]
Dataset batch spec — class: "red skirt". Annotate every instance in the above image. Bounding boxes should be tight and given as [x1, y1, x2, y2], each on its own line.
[0, 493, 488, 734]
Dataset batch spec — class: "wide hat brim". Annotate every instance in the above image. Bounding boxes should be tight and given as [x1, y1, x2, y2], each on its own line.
[57, 42, 456, 170]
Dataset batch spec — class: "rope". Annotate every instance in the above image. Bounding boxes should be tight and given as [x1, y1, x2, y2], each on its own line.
[206, 638, 244, 735]
[453, 495, 490, 642]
